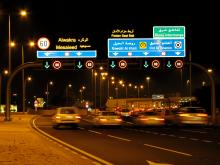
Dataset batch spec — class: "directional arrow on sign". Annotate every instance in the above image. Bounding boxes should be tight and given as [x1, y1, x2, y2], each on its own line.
[143, 52, 149, 55]
[113, 52, 118, 56]
[175, 52, 181, 55]
[77, 61, 83, 69]
[44, 61, 50, 69]
[110, 61, 116, 68]
[143, 61, 149, 68]
[44, 52, 55, 56]
[167, 61, 172, 68]
[76, 52, 82, 56]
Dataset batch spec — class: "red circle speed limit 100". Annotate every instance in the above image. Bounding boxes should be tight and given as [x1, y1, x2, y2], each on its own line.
[152, 60, 160, 68]
[118, 60, 127, 69]
[85, 60, 94, 69]
[175, 60, 184, 69]
[52, 60, 62, 70]
[37, 37, 50, 50]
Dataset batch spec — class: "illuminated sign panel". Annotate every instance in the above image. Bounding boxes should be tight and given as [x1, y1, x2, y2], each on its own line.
[153, 26, 185, 38]
[37, 36, 97, 58]
[37, 50, 97, 58]
[108, 38, 185, 58]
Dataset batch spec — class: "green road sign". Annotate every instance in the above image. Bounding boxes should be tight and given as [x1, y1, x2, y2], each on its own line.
[153, 26, 185, 38]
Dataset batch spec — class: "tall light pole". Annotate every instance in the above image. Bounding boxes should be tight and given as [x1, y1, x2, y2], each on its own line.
[14, 41, 35, 113]
[66, 83, 72, 105]
[8, 9, 28, 75]
[0, 69, 9, 112]
[79, 86, 86, 102]
[94, 72, 98, 108]
[146, 77, 150, 97]
[23, 76, 32, 113]
[46, 81, 53, 107]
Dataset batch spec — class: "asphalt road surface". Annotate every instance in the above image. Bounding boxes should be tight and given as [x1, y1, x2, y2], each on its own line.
[35, 116, 220, 165]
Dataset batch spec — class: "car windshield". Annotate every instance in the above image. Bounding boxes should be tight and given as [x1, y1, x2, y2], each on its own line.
[141, 112, 158, 116]
[121, 109, 129, 112]
[60, 108, 75, 114]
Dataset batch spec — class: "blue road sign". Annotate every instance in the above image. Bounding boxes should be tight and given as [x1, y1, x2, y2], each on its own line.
[108, 38, 185, 58]
[37, 50, 97, 58]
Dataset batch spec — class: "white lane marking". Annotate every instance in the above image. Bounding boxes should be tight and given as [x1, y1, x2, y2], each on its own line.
[178, 136, 186, 139]
[125, 121, 134, 124]
[160, 133, 167, 136]
[189, 138, 198, 141]
[107, 135, 131, 142]
[92, 162, 102, 165]
[152, 132, 159, 135]
[180, 129, 207, 134]
[81, 156, 88, 160]
[78, 127, 85, 130]
[168, 134, 176, 137]
[33, 118, 113, 165]
[144, 144, 192, 157]
[88, 130, 102, 135]
[202, 140, 212, 143]
[146, 160, 173, 165]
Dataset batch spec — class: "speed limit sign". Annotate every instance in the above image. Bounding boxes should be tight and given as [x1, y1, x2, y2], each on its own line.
[37, 37, 50, 50]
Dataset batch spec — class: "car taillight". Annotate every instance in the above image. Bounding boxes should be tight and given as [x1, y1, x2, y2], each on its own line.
[100, 118, 107, 121]
[196, 114, 208, 117]
[75, 116, 81, 119]
[155, 118, 165, 121]
[179, 114, 190, 117]
[115, 118, 122, 121]
[140, 118, 149, 121]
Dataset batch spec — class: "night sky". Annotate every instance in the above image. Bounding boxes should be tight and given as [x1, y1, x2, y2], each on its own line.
[0, 0, 219, 108]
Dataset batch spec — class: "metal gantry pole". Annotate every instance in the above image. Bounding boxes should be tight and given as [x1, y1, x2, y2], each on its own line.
[22, 45, 25, 113]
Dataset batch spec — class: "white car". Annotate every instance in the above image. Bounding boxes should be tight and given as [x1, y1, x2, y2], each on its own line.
[51, 107, 81, 129]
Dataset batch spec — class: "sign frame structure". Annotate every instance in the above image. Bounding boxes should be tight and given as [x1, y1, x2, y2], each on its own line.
[108, 38, 185, 58]
[153, 26, 185, 38]
[37, 50, 97, 58]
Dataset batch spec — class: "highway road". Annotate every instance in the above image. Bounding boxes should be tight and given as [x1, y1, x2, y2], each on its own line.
[35, 116, 220, 165]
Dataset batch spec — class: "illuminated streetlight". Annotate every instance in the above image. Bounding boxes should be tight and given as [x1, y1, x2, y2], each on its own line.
[146, 76, 150, 97]
[10, 41, 16, 47]
[29, 41, 35, 47]
[140, 85, 144, 89]
[128, 83, 132, 87]
[119, 80, 123, 85]
[19, 10, 27, 17]
[23, 76, 32, 113]
[208, 69, 213, 73]
[46, 81, 54, 107]
[111, 76, 115, 80]
[68, 84, 72, 88]
[94, 72, 98, 76]
[99, 66, 103, 71]
[3, 69, 9, 75]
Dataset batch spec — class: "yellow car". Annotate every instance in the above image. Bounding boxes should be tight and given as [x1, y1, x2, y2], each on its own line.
[52, 107, 81, 129]
[92, 111, 123, 126]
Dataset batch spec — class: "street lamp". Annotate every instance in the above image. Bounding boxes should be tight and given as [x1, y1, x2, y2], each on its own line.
[94, 72, 98, 108]
[23, 76, 32, 113]
[66, 83, 72, 105]
[8, 9, 28, 75]
[207, 68, 213, 73]
[146, 76, 150, 97]
[46, 81, 53, 107]
[79, 86, 86, 102]
[0, 69, 9, 111]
